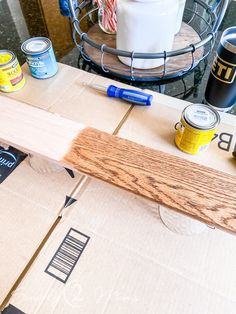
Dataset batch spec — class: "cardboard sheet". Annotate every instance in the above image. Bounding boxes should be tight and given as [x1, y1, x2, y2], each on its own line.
[8, 63, 133, 133]
[7, 64, 83, 110]
[118, 91, 236, 175]
[2, 62, 236, 313]
[7, 179, 236, 314]
[0, 63, 133, 306]
[0, 158, 83, 305]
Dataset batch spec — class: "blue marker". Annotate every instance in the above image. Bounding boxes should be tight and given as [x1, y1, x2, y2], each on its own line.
[88, 84, 153, 106]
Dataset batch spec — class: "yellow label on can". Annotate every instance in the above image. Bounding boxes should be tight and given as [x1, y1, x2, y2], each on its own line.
[175, 117, 216, 154]
[0, 52, 25, 92]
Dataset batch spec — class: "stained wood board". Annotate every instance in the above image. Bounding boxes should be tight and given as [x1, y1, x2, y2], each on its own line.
[0, 95, 236, 233]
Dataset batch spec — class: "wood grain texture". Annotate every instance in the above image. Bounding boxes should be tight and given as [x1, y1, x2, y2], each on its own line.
[1, 95, 236, 233]
[63, 127, 236, 233]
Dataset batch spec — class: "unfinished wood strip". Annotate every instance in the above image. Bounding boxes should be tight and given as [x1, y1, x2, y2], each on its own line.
[0, 95, 84, 161]
[0, 95, 236, 233]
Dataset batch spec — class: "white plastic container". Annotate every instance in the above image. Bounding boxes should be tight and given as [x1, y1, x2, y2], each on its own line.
[176, 0, 186, 34]
[116, 0, 178, 69]
[159, 206, 207, 235]
[28, 155, 64, 174]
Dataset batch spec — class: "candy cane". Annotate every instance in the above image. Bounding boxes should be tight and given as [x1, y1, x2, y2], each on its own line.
[94, 0, 117, 33]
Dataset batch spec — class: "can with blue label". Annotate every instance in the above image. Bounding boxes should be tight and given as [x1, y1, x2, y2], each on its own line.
[21, 37, 58, 79]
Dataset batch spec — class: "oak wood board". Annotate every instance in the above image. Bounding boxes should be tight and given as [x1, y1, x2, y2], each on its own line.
[0, 95, 236, 233]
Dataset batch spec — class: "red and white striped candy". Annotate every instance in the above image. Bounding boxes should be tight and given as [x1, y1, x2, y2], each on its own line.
[95, 0, 117, 33]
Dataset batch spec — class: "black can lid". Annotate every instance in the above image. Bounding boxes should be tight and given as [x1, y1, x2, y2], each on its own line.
[221, 26, 236, 54]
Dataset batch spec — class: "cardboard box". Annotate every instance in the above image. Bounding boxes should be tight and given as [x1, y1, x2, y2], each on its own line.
[8, 63, 133, 133]
[0, 157, 84, 306]
[6, 179, 236, 314]
[8, 64, 84, 110]
[118, 91, 236, 174]
[2, 62, 236, 313]
[0, 63, 133, 307]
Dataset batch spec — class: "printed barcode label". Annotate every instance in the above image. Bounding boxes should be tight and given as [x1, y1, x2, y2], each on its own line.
[45, 228, 90, 283]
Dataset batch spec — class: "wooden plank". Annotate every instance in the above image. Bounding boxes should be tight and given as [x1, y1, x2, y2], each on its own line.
[0, 95, 236, 233]
[0, 95, 83, 161]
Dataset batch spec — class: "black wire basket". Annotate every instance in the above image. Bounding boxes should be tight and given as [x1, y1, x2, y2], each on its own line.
[68, 0, 229, 82]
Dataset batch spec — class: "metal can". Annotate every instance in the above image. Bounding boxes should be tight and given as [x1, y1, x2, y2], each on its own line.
[0, 50, 25, 92]
[21, 37, 58, 79]
[175, 104, 220, 154]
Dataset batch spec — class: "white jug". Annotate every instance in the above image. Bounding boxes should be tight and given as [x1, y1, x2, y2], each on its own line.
[116, 0, 179, 69]
[176, 0, 186, 34]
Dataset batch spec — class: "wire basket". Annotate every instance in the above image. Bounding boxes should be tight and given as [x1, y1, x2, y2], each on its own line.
[68, 0, 228, 82]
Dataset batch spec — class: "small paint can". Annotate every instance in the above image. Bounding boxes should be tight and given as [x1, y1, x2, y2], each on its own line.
[175, 104, 220, 154]
[0, 50, 25, 92]
[21, 37, 58, 79]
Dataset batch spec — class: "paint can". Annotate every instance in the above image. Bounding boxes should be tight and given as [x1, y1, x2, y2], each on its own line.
[0, 50, 25, 92]
[175, 104, 220, 154]
[21, 37, 58, 79]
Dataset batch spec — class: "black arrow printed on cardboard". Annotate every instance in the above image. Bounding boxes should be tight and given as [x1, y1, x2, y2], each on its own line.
[64, 195, 77, 208]
[2, 304, 26, 314]
[64, 167, 75, 178]
[0, 146, 27, 184]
